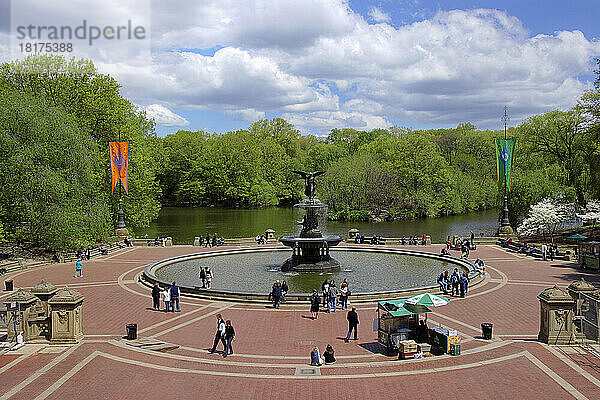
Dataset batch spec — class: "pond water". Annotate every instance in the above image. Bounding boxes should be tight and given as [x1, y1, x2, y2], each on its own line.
[154, 248, 460, 293]
[140, 207, 499, 244]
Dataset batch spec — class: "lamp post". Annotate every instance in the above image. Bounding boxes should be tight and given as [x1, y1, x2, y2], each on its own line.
[498, 106, 514, 236]
[114, 127, 129, 237]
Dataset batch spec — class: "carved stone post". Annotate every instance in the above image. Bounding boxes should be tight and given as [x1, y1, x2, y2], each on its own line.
[538, 285, 575, 345]
[4, 289, 38, 342]
[30, 280, 58, 341]
[48, 287, 84, 344]
[265, 229, 275, 240]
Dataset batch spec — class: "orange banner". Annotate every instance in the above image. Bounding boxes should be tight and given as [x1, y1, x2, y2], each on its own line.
[109, 142, 129, 193]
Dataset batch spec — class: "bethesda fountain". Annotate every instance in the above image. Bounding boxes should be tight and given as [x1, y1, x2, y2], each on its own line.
[279, 171, 342, 272]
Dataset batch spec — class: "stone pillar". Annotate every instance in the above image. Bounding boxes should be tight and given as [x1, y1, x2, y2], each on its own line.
[48, 287, 84, 344]
[538, 285, 576, 345]
[30, 280, 58, 341]
[265, 229, 275, 240]
[348, 229, 359, 239]
[3, 289, 38, 342]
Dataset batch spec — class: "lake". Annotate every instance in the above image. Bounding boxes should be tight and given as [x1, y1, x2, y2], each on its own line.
[140, 207, 500, 244]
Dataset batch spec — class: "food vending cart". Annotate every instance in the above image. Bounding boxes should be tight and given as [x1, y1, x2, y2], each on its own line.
[578, 241, 600, 271]
[429, 326, 462, 355]
[377, 299, 430, 355]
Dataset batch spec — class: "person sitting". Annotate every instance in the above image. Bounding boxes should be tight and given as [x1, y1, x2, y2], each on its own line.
[401, 236, 406, 245]
[354, 233, 360, 244]
[421, 235, 427, 245]
[154, 237, 161, 247]
[310, 346, 323, 366]
[217, 237, 224, 246]
[370, 236, 377, 245]
[115, 241, 124, 249]
[323, 344, 336, 364]
[256, 235, 261, 245]
[99, 243, 108, 255]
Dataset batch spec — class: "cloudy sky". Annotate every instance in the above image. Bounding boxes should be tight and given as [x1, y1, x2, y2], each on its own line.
[1, 0, 599, 136]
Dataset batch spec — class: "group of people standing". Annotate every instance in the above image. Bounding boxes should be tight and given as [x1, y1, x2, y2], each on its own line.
[270, 280, 288, 308]
[151, 281, 181, 312]
[401, 235, 428, 245]
[437, 268, 469, 297]
[199, 233, 224, 247]
[320, 279, 350, 313]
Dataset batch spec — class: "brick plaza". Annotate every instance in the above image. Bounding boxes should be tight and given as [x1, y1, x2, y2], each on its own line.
[1, 244, 600, 399]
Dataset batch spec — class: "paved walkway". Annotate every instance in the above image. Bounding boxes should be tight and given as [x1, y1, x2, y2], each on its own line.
[2, 244, 600, 399]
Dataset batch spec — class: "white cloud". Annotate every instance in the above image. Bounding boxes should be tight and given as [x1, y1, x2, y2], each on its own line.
[143, 104, 189, 127]
[225, 107, 266, 121]
[4, 1, 599, 134]
[368, 6, 391, 23]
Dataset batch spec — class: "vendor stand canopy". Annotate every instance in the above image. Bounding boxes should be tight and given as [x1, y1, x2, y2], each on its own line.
[567, 234, 588, 240]
[405, 293, 450, 307]
[379, 299, 431, 316]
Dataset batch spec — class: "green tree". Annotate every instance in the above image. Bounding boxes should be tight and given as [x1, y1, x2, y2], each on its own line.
[0, 55, 162, 230]
[0, 89, 111, 250]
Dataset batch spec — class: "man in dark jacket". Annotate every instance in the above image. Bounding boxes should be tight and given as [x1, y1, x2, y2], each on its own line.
[345, 307, 359, 342]
[199, 267, 206, 288]
[272, 281, 282, 309]
[170, 282, 180, 312]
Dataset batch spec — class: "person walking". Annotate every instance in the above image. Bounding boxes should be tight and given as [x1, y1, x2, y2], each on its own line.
[161, 287, 170, 312]
[199, 267, 206, 288]
[345, 307, 359, 342]
[151, 283, 161, 310]
[310, 289, 320, 319]
[205, 233, 211, 247]
[73, 257, 83, 278]
[470, 231, 475, 247]
[210, 314, 226, 354]
[170, 282, 180, 312]
[223, 320, 235, 357]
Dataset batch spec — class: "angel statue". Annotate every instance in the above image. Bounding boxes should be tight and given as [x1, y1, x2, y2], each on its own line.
[292, 171, 325, 200]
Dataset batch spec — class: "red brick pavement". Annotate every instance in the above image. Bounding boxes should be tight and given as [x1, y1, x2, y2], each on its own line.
[1, 245, 600, 399]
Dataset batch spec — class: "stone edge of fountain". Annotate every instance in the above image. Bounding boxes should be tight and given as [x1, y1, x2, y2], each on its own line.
[140, 246, 485, 303]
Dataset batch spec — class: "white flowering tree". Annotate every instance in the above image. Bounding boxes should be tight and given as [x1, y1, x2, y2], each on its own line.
[577, 200, 600, 234]
[517, 198, 576, 243]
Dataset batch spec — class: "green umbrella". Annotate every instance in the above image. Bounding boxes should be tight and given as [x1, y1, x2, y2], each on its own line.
[405, 293, 450, 307]
[567, 234, 588, 240]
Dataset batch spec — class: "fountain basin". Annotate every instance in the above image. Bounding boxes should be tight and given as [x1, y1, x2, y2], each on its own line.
[143, 246, 483, 302]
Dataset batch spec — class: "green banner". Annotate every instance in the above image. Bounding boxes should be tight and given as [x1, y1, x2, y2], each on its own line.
[495, 138, 516, 191]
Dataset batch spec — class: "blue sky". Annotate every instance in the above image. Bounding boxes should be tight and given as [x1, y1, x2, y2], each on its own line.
[2, 1, 599, 136]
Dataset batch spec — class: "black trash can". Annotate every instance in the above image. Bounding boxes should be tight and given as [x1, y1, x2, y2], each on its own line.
[126, 323, 137, 340]
[481, 323, 493, 340]
[4, 280, 13, 291]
